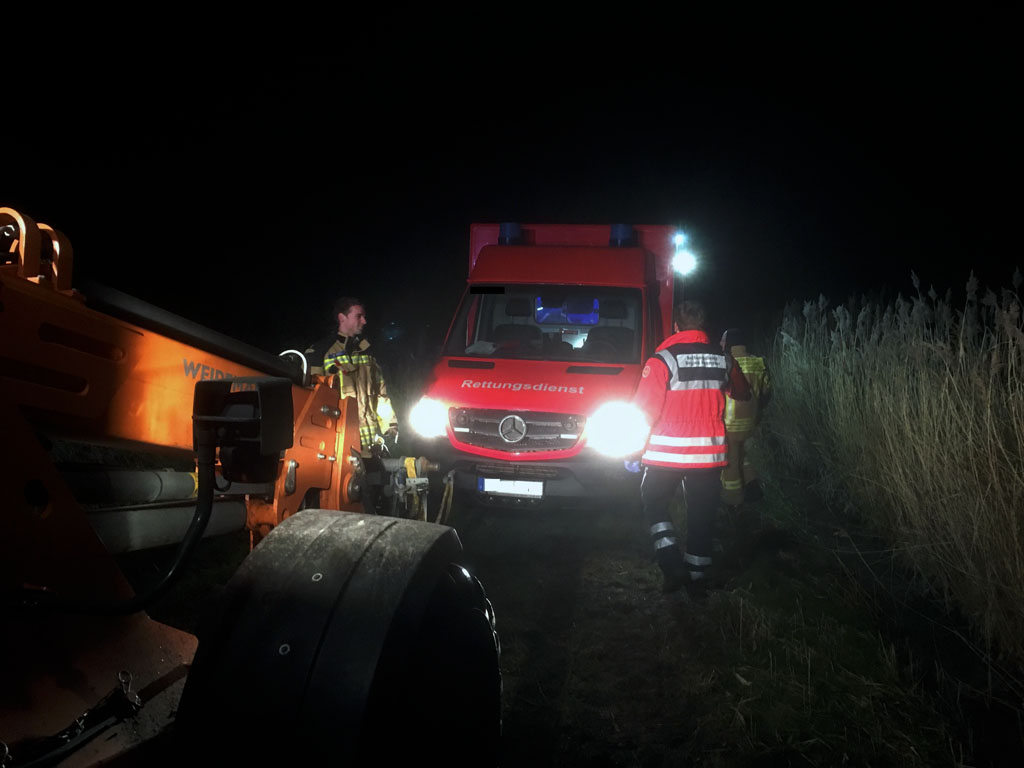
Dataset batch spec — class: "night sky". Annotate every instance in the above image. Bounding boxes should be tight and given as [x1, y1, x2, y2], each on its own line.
[3, 15, 1016, 359]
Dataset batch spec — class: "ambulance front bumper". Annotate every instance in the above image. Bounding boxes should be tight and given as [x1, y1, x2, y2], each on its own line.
[410, 438, 643, 509]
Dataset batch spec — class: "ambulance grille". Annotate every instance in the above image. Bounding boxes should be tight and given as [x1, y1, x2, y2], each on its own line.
[449, 408, 585, 452]
[472, 462, 562, 479]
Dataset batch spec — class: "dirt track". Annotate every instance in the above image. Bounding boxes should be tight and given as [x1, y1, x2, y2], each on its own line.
[451, 502, 710, 767]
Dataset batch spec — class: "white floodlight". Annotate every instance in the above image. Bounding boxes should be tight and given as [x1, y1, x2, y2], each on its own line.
[673, 249, 698, 276]
[672, 231, 697, 276]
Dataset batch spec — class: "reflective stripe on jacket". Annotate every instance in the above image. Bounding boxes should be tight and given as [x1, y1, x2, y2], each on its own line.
[632, 330, 751, 469]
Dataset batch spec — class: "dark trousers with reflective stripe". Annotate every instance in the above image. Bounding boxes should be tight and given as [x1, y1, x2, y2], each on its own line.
[641, 465, 720, 575]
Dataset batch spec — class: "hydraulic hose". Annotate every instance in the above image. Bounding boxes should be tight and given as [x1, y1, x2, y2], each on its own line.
[9, 436, 218, 616]
[436, 471, 455, 526]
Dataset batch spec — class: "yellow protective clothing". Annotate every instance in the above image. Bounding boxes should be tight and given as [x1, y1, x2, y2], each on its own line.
[305, 333, 397, 451]
[721, 348, 771, 505]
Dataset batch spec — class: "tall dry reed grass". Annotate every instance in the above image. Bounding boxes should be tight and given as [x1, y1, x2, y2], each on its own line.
[768, 271, 1024, 667]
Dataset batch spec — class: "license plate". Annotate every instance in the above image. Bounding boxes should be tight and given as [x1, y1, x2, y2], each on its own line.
[479, 477, 544, 498]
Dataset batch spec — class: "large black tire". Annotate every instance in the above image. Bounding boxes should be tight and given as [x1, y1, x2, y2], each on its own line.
[360, 561, 501, 765]
[174, 510, 500, 765]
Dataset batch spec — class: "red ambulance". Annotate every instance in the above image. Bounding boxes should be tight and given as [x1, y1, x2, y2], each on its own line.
[409, 222, 678, 510]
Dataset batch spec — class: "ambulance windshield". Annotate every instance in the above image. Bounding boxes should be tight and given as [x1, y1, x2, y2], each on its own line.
[443, 285, 643, 364]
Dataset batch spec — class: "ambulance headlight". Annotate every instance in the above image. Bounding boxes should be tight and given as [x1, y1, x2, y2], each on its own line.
[586, 401, 649, 457]
[409, 397, 448, 438]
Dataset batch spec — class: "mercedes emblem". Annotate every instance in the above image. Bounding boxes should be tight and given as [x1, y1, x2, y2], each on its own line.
[498, 414, 527, 443]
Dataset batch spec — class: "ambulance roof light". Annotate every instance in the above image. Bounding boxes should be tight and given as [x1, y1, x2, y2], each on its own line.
[499, 222, 522, 245]
[609, 223, 636, 247]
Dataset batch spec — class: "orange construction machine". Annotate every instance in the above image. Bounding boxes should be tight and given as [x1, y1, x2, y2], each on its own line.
[0, 207, 501, 766]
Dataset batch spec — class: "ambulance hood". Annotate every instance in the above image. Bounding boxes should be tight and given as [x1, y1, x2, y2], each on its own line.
[429, 357, 640, 415]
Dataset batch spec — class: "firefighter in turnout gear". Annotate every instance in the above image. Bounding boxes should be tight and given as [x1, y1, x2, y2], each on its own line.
[630, 302, 751, 596]
[304, 297, 398, 453]
[719, 328, 772, 506]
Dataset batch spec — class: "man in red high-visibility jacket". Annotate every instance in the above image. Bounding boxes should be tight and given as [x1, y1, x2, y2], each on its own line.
[629, 301, 751, 596]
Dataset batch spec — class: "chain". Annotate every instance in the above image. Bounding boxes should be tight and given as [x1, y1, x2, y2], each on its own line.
[4, 670, 142, 767]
